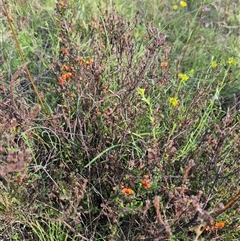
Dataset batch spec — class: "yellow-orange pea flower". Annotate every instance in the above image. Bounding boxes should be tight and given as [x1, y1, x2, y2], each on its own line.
[161, 62, 168, 67]
[214, 221, 225, 229]
[58, 72, 72, 86]
[62, 72, 72, 80]
[141, 178, 151, 189]
[122, 188, 134, 195]
[79, 57, 94, 65]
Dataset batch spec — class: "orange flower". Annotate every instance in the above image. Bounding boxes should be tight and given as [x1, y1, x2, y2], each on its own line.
[214, 221, 225, 229]
[62, 72, 72, 80]
[122, 188, 134, 195]
[207, 221, 226, 232]
[58, 76, 65, 86]
[58, 72, 72, 86]
[141, 178, 151, 189]
[86, 58, 94, 65]
[161, 62, 168, 67]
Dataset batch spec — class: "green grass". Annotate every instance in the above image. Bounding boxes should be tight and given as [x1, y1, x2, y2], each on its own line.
[0, 0, 240, 240]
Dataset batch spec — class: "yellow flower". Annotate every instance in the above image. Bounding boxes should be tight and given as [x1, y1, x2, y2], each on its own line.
[178, 73, 189, 81]
[172, 4, 178, 10]
[180, 1, 187, 7]
[189, 69, 195, 75]
[169, 97, 179, 107]
[228, 57, 236, 65]
[211, 61, 218, 68]
[137, 88, 145, 97]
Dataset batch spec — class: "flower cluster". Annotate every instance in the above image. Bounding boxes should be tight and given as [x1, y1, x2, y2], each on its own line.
[173, 1, 187, 10]
[78, 57, 94, 66]
[121, 176, 152, 195]
[211, 57, 237, 69]
[58, 72, 72, 86]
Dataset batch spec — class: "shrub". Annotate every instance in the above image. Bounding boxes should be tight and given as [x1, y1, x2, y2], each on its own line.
[0, 0, 239, 240]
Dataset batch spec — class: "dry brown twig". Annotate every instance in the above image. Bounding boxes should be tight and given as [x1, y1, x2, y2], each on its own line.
[182, 159, 196, 184]
[153, 196, 172, 239]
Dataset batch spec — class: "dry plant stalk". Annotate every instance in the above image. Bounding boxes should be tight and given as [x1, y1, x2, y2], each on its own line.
[182, 159, 196, 184]
[153, 196, 172, 238]
[1, 0, 48, 115]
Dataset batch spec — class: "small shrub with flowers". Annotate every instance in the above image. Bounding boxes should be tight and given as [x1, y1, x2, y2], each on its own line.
[0, 0, 239, 240]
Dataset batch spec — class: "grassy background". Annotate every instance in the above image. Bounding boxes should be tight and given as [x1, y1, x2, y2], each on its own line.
[0, 0, 240, 240]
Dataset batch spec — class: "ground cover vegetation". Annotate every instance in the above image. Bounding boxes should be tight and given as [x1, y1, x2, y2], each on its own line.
[0, 0, 240, 240]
